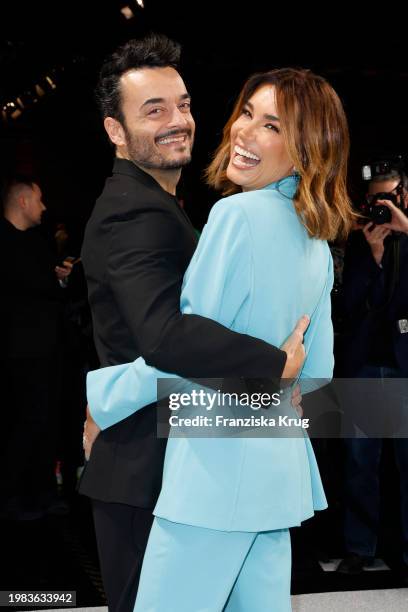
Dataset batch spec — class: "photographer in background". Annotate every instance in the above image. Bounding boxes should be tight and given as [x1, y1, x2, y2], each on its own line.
[336, 161, 408, 582]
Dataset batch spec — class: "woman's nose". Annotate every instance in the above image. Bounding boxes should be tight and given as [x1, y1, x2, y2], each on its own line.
[238, 121, 256, 140]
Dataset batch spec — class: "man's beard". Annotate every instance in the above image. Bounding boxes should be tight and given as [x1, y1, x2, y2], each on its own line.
[124, 126, 193, 170]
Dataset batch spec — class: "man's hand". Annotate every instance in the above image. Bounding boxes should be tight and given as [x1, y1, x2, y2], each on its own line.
[55, 259, 73, 282]
[291, 384, 303, 417]
[83, 405, 101, 461]
[362, 221, 391, 266]
[379, 199, 408, 234]
[281, 315, 310, 382]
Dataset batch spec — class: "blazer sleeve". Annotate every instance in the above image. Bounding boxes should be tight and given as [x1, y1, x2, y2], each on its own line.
[88, 201, 259, 429]
[107, 204, 285, 380]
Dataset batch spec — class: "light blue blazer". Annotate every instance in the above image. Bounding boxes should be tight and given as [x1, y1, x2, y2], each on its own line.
[87, 175, 333, 532]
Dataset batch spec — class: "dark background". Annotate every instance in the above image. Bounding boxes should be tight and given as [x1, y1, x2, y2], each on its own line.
[1, 0, 407, 246]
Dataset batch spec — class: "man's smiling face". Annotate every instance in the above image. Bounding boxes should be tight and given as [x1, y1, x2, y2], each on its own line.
[118, 66, 195, 170]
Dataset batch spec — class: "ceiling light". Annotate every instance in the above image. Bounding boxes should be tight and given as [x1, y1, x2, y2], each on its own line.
[121, 6, 134, 19]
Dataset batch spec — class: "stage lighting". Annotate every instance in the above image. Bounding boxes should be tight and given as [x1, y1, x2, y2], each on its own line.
[2, 101, 22, 120]
[121, 6, 134, 19]
[45, 75, 57, 90]
[35, 84, 45, 97]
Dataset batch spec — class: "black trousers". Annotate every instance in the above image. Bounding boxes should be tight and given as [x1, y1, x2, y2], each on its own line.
[92, 499, 154, 612]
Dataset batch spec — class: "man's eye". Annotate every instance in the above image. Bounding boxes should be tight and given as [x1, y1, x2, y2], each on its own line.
[179, 102, 191, 110]
[148, 108, 162, 115]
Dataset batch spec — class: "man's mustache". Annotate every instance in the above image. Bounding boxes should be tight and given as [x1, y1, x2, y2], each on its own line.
[155, 128, 192, 142]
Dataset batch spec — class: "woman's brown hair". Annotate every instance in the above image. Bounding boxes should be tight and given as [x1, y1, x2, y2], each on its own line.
[206, 68, 354, 241]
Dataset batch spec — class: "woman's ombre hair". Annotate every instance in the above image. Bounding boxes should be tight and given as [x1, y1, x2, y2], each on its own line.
[206, 68, 354, 241]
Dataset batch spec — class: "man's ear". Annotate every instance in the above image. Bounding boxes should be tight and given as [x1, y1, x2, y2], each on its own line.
[17, 194, 27, 211]
[104, 117, 127, 147]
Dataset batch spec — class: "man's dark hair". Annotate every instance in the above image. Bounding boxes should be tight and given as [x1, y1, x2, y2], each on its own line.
[95, 32, 181, 124]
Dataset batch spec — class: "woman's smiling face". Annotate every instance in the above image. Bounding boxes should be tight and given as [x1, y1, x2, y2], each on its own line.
[227, 84, 294, 191]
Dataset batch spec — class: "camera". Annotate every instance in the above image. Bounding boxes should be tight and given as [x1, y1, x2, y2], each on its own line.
[358, 192, 398, 225]
[357, 155, 406, 225]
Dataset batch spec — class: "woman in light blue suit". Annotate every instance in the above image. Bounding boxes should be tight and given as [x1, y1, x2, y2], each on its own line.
[87, 68, 353, 611]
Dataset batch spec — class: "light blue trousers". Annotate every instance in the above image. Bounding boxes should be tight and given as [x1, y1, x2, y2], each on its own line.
[134, 517, 292, 612]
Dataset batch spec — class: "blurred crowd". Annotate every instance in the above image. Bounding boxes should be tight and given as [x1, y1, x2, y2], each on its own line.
[0, 176, 98, 520]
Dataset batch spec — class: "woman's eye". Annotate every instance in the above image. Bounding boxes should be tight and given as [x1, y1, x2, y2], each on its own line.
[242, 108, 251, 117]
[265, 123, 280, 133]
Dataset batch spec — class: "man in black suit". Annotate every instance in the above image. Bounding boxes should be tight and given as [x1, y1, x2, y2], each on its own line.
[0, 177, 72, 519]
[80, 34, 309, 612]
[336, 170, 408, 581]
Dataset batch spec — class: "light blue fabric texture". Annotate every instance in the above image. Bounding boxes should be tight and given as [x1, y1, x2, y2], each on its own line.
[87, 175, 333, 531]
[134, 517, 291, 612]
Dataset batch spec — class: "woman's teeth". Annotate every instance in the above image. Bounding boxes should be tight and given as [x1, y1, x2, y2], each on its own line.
[234, 145, 260, 161]
[233, 145, 260, 168]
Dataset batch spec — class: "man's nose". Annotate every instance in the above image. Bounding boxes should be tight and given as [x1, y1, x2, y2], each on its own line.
[169, 106, 190, 127]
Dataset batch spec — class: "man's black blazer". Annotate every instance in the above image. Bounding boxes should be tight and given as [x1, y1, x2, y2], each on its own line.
[79, 158, 286, 507]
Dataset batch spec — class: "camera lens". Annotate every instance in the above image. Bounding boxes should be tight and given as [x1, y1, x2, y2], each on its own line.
[371, 205, 391, 225]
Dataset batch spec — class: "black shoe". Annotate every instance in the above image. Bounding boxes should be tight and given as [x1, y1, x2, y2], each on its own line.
[336, 553, 374, 575]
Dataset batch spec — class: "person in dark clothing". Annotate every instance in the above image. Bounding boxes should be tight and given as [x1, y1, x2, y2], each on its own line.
[79, 34, 309, 612]
[0, 177, 72, 519]
[336, 170, 408, 582]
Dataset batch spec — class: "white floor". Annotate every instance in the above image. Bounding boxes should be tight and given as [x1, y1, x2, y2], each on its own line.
[292, 589, 408, 611]
[37, 588, 408, 612]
